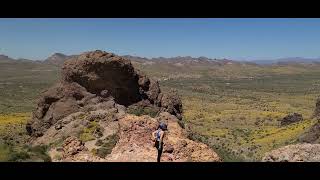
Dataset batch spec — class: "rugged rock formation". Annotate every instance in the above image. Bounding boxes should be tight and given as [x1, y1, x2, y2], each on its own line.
[48, 136, 106, 162]
[61, 51, 143, 105]
[262, 143, 320, 162]
[47, 112, 221, 162]
[298, 121, 320, 143]
[27, 50, 218, 162]
[27, 50, 182, 137]
[298, 98, 320, 143]
[314, 97, 320, 119]
[280, 113, 303, 126]
[104, 113, 220, 162]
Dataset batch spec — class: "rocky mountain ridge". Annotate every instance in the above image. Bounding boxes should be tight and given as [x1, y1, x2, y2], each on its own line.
[26, 50, 221, 162]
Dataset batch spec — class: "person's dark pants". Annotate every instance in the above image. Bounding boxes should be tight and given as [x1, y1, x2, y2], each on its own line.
[155, 141, 163, 162]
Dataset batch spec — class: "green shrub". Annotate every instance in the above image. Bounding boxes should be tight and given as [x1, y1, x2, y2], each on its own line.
[95, 134, 119, 158]
[27, 145, 51, 162]
[1, 144, 51, 162]
[96, 147, 111, 158]
[95, 139, 103, 146]
[101, 134, 119, 149]
[142, 107, 158, 118]
[127, 106, 143, 116]
[91, 148, 97, 155]
[0, 143, 11, 161]
[8, 151, 30, 162]
[27, 145, 48, 154]
[79, 133, 95, 142]
[78, 121, 100, 142]
[127, 106, 158, 118]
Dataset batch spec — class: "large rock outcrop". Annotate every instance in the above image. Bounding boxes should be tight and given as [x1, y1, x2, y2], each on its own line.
[298, 121, 320, 143]
[298, 98, 320, 143]
[62, 51, 143, 105]
[26, 50, 182, 137]
[27, 50, 219, 162]
[47, 112, 221, 162]
[280, 113, 303, 126]
[313, 97, 320, 119]
[262, 143, 320, 162]
[104, 113, 220, 162]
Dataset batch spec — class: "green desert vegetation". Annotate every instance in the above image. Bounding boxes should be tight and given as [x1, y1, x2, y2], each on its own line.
[127, 105, 159, 118]
[78, 121, 101, 142]
[0, 60, 59, 114]
[93, 134, 119, 158]
[1, 59, 320, 161]
[156, 66, 320, 161]
[0, 113, 51, 161]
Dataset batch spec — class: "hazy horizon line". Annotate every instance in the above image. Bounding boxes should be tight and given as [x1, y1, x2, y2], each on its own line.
[1, 50, 320, 62]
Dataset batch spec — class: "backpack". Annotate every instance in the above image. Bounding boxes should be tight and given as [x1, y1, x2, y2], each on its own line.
[156, 129, 161, 141]
[159, 122, 167, 130]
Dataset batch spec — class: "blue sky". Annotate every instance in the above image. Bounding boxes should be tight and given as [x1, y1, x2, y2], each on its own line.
[1, 18, 320, 60]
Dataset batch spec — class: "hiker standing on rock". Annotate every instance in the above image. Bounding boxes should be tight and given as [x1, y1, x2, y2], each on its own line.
[152, 122, 167, 162]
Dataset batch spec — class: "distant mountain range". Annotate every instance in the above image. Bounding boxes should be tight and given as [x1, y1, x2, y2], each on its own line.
[0, 53, 76, 66]
[0, 53, 242, 67]
[44, 53, 78, 66]
[122, 55, 242, 66]
[249, 57, 320, 65]
[0, 55, 12, 62]
[0, 54, 43, 64]
[2, 53, 320, 66]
